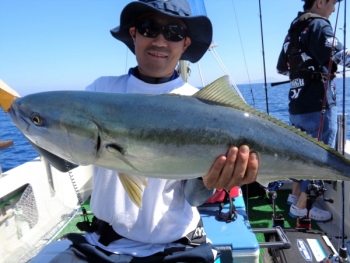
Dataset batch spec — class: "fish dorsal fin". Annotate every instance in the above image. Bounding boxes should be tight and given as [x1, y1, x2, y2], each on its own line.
[192, 76, 248, 110]
[193, 75, 269, 116]
[193, 76, 350, 159]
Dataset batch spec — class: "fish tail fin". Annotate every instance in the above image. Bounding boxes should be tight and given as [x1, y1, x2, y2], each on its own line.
[0, 79, 20, 113]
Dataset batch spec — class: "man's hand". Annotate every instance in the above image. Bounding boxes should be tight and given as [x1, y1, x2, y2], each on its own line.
[332, 49, 350, 67]
[202, 145, 258, 190]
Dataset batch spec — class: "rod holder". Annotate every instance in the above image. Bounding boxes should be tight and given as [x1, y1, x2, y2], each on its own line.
[336, 114, 347, 154]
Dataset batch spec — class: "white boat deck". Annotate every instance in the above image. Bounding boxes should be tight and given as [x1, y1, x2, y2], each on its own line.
[0, 157, 92, 263]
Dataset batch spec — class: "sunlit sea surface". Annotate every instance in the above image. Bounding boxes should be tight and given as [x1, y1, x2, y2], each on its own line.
[0, 78, 349, 172]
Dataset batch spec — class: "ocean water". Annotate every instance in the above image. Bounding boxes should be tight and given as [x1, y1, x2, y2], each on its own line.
[0, 111, 39, 172]
[0, 78, 349, 172]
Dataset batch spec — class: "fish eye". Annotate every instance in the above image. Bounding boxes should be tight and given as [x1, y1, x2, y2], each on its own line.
[31, 114, 42, 126]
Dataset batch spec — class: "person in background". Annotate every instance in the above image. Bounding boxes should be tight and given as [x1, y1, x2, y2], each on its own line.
[277, 0, 350, 222]
[29, 1, 259, 262]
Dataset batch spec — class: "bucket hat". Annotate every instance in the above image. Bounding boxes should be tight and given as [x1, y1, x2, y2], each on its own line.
[110, 0, 213, 63]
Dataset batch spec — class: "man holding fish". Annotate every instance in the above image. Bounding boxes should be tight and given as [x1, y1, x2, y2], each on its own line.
[33, 0, 259, 262]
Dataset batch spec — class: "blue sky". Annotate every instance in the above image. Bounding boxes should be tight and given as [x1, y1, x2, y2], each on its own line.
[0, 0, 348, 96]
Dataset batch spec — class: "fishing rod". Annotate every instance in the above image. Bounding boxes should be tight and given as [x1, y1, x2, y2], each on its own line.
[317, 2, 342, 142]
[318, 4, 349, 259]
[339, 0, 348, 261]
[340, 0, 347, 157]
[270, 80, 291, 87]
[270, 69, 350, 87]
[326, 1, 349, 261]
[258, 0, 269, 115]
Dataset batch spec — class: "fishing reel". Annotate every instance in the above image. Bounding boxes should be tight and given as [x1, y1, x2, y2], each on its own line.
[306, 180, 325, 208]
[306, 180, 334, 207]
[297, 180, 330, 229]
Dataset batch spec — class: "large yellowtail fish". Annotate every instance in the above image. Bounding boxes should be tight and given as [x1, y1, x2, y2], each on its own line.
[4, 76, 350, 208]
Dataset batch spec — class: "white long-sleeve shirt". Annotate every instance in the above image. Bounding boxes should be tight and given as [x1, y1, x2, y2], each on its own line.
[84, 73, 214, 257]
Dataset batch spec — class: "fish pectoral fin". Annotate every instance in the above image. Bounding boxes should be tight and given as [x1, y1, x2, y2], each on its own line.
[118, 173, 147, 209]
[106, 145, 139, 172]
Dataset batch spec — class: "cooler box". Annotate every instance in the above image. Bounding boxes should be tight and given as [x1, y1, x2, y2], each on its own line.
[232, 188, 245, 210]
[203, 186, 246, 211]
[199, 202, 259, 263]
[204, 186, 240, 204]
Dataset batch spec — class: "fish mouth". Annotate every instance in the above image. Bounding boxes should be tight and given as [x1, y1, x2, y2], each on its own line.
[7, 104, 17, 124]
[8, 99, 39, 135]
[7, 101, 26, 130]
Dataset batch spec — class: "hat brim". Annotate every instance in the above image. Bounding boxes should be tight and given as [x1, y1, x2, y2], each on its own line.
[110, 1, 212, 63]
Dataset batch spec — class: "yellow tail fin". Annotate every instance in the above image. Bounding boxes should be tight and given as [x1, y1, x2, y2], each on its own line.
[0, 79, 20, 113]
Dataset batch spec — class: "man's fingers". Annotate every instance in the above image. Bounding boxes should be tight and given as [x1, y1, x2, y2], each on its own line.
[203, 155, 226, 189]
[248, 151, 259, 180]
[238, 151, 259, 187]
[223, 145, 250, 190]
[203, 146, 259, 190]
[214, 147, 238, 189]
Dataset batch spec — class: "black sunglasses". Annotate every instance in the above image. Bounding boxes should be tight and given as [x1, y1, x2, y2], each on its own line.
[135, 19, 188, 42]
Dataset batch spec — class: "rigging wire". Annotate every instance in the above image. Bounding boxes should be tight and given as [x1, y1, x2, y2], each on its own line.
[197, 61, 205, 87]
[209, 44, 246, 102]
[230, 0, 256, 108]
